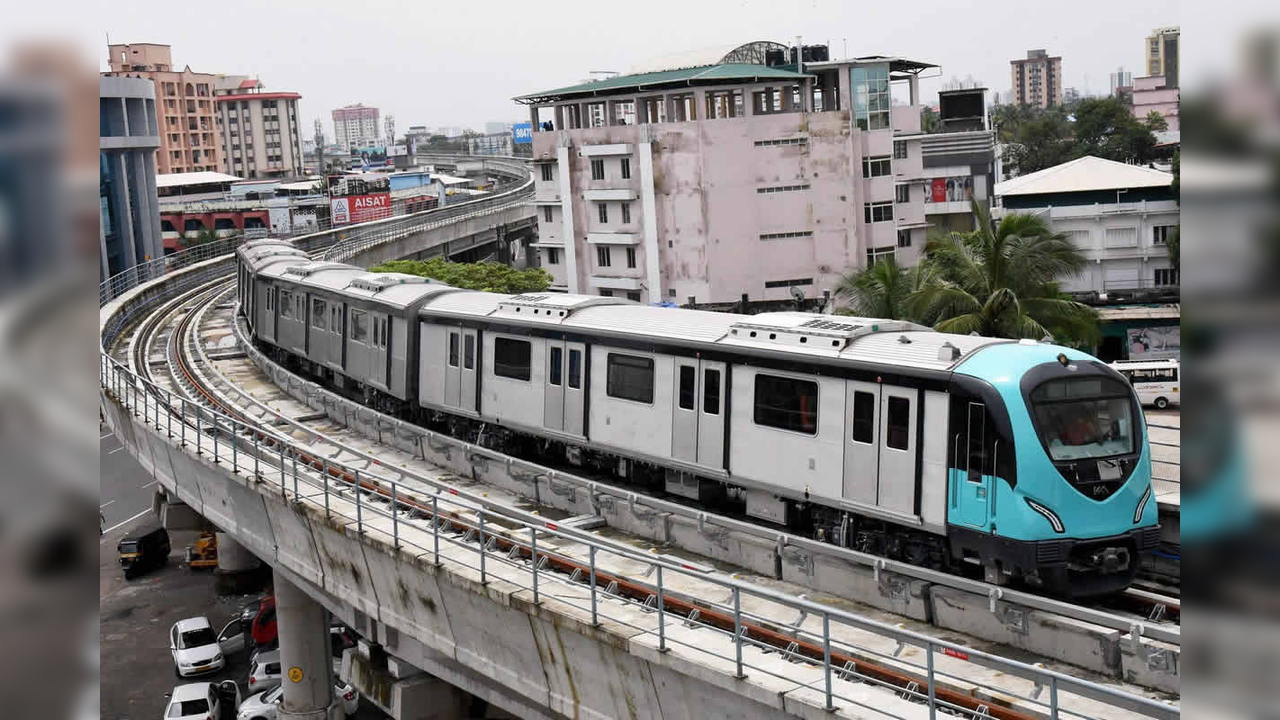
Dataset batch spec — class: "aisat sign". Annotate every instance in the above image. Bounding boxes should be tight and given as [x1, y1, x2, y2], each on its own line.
[354, 195, 388, 209]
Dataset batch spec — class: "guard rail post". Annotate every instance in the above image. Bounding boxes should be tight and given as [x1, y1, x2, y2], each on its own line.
[321, 458, 329, 518]
[254, 431, 260, 480]
[213, 412, 219, 464]
[927, 641, 937, 719]
[181, 397, 187, 447]
[355, 469, 363, 532]
[734, 587, 744, 679]
[479, 513, 487, 585]
[196, 404, 203, 455]
[823, 612, 833, 711]
[166, 388, 173, 438]
[657, 566, 667, 652]
[531, 529, 539, 605]
[291, 449, 298, 501]
[1051, 677, 1059, 720]
[590, 545, 598, 626]
[231, 417, 238, 472]
[432, 496, 440, 565]
[392, 482, 399, 550]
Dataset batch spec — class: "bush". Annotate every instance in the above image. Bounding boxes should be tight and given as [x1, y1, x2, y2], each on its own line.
[370, 258, 552, 294]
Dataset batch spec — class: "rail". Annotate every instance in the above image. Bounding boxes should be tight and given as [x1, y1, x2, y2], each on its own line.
[1146, 421, 1180, 488]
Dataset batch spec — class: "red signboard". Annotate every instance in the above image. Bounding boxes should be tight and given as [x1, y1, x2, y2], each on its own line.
[942, 647, 970, 661]
[931, 178, 947, 203]
[331, 192, 391, 226]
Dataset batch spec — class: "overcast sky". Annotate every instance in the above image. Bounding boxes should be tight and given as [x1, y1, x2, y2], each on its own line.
[68, 0, 1176, 137]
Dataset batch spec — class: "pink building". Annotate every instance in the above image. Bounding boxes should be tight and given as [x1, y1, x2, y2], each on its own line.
[1131, 75, 1179, 131]
[516, 44, 939, 305]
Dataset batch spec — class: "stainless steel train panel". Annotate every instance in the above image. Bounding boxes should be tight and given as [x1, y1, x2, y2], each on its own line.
[877, 386, 918, 516]
[843, 380, 881, 507]
[460, 328, 478, 413]
[444, 328, 461, 408]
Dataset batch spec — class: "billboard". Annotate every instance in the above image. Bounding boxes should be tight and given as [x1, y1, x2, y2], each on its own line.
[926, 176, 974, 203]
[352, 146, 390, 167]
[327, 173, 392, 226]
[387, 144, 408, 157]
[512, 122, 533, 145]
[1126, 326, 1180, 359]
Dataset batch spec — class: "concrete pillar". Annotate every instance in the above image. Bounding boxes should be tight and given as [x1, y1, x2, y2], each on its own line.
[636, 97, 650, 125]
[215, 532, 264, 595]
[553, 105, 564, 131]
[528, 105, 539, 132]
[276, 575, 341, 720]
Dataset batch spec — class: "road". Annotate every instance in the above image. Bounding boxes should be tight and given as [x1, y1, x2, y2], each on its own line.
[100, 423, 161, 535]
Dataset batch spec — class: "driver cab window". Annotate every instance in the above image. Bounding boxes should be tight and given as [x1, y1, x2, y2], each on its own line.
[966, 402, 985, 481]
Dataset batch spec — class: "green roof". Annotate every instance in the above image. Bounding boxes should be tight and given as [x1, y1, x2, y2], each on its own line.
[514, 64, 814, 104]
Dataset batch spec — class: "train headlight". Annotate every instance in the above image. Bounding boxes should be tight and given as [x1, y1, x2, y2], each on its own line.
[1024, 497, 1065, 534]
[1133, 484, 1152, 524]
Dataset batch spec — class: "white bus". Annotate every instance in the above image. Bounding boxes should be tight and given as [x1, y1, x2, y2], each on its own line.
[1110, 358, 1180, 409]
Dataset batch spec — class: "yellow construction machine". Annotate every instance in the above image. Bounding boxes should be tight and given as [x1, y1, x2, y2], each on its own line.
[184, 532, 218, 570]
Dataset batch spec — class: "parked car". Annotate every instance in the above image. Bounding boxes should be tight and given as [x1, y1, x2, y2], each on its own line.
[116, 524, 169, 579]
[236, 681, 359, 720]
[165, 680, 240, 720]
[169, 616, 245, 678]
[247, 649, 282, 693]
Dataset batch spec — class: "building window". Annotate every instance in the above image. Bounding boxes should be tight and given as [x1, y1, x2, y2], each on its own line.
[851, 64, 891, 130]
[754, 374, 818, 435]
[763, 278, 813, 289]
[895, 184, 910, 204]
[606, 353, 654, 403]
[759, 231, 813, 240]
[867, 247, 895, 265]
[546, 248, 559, 265]
[542, 206, 553, 223]
[897, 229, 912, 248]
[864, 202, 893, 223]
[493, 337, 532, 381]
[1154, 268, 1179, 286]
[600, 289, 614, 297]
[621, 203, 631, 224]
[886, 396, 910, 450]
[757, 184, 811, 194]
[893, 140, 908, 159]
[620, 157, 631, 179]
[627, 291, 641, 302]
[591, 159, 604, 180]
[1152, 225, 1174, 244]
[541, 164, 553, 181]
[754, 137, 808, 147]
[626, 247, 637, 268]
[597, 203, 609, 224]
[596, 246, 611, 268]
[862, 156, 891, 178]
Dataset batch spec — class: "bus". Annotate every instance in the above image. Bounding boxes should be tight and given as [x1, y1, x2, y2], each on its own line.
[1110, 358, 1180, 409]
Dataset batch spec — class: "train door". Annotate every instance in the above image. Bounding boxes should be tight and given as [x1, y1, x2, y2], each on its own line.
[696, 361, 726, 468]
[877, 387, 918, 515]
[951, 400, 989, 529]
[543, 340, 585, 434]
[443, 329, 461, 407]
[544, 342, 565, 431]
[843, 381, 880, 505]
[673, 358, 725, 467]
[330, 303, 344, 370]
[459, 328, 478, 413]
[370, 314, 388, 388]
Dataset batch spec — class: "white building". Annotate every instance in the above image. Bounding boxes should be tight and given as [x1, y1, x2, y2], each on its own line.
[331, 104, 380, 151]
[214, 78, 305, 179]
[993, 156, 1178, 302]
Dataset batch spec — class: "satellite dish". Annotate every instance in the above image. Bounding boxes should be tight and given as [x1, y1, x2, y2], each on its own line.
[790, 286, 806, 303]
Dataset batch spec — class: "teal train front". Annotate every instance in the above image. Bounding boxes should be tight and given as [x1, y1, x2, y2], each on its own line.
[946, 341, 1160, 597]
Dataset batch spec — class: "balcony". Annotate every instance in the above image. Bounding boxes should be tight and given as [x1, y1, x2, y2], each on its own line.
[583, 188, 637, 202]
[587, 233, 639, 245]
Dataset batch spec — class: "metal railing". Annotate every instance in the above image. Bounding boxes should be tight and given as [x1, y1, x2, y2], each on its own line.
[98, 346, 1177, 720]
[1147, 421, 1181, 488]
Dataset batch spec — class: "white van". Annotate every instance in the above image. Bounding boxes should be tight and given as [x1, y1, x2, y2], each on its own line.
[1110, 358, 1180, 409]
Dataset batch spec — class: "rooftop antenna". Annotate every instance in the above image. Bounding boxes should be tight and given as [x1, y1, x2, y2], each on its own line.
[843, 38, 848, 60]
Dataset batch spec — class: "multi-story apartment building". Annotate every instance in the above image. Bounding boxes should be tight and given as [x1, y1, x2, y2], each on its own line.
[1010, 49, 1063, 109]
[1145, 27, 1179, 88]
[1131, 74, 1180, 130]
[104, 43, 223, 174]
[332, 104, 380, 152]
[994, 155, 1177, 302]
[100, 75, 164, 280]
[1110, 67, 1134, 97]
[515, 42, 936, 305]
[213, 77, 304, 179]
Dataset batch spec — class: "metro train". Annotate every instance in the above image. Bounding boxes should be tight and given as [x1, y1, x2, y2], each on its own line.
[236, 239, 1160, 597]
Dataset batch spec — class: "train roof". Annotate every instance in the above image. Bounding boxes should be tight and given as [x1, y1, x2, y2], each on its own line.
[259, 261, 456, 309]
[418, 291, 1012, 371]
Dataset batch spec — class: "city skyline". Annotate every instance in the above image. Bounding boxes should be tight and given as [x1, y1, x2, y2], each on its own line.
[83, 0, 1175, 146]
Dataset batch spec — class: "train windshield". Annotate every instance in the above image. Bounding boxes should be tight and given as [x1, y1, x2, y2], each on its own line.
[1030, 377, 1135, 461]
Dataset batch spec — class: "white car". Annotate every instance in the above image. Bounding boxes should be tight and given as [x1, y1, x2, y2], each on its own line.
[236, 681, 359, 719]
[246, 649, 282, 693]
[169, 616, 245, 678]
[164, 680, 240, 720]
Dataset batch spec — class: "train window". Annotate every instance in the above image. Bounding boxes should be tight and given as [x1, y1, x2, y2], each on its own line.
[606, 354, 654, 403]
[703, 368, 721, 415]
[464, 335, 475, 370]
[265, 287, 272, 311]
[852, 391, 875, 443]
[753, 374, 818, 435]
[448, 332, 459, 367]
[494, 338, 532, 381]
[350, 310, 368, 343]
[678, 366, 695, 410]
[279, 291, 293, 318]
[886, 396, 910, 450]
[966, 402, 985, 481]
[549, 347, 563, 386]
[568, 349, 582, 389]
[296, 295, 303, 319]
[331, 307, 340, 333]
[312, 299, 327, 330]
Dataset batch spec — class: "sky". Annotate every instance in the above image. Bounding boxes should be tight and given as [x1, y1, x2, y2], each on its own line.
[35, 0, 1182, 139]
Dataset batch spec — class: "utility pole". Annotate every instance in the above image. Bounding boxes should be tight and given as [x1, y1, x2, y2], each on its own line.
[313, 118, 325, 175]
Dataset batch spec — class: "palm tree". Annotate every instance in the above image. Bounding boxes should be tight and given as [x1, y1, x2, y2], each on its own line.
[908, 201, 1099, 344]
[834, 256, 933, 322]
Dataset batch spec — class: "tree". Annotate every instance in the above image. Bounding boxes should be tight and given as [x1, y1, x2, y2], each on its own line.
[370, 258, 552, 294]
[1144, 110, 1169, 133]
[177, 225, 220, 248]
[908, 201, 1099, 344]
[920, 106, 940, 134]
[834, 256, 933, 322]
[1001, 110, 1075, 176]
[1071, 96, 1157, 166]
[999, 97, 1160, 176]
